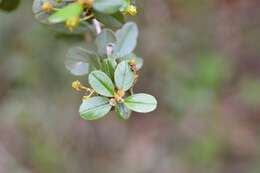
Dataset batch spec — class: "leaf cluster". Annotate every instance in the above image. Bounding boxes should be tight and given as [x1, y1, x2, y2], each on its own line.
[67, 22, 157, 120]
[32, 0, 157, 120]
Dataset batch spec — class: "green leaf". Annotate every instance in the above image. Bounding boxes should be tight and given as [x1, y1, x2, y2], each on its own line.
[101, 58, 117, 81]
[65, 47, 101, 76]
[115, 103, 131, 120]
[94, 11, 124, 28]
[95, 29, 117, 56]
[124, 94, 157, 113]
[115, 22, 138, 57]
[0, 0, 20, 12]
[89, 71, 115, 97]
[79, 96, 112, 120]
[114, 61, 134, 91]
[48, 21, 95, 34]
[48, 2, 83, 24]
[93, 0, 126, 14]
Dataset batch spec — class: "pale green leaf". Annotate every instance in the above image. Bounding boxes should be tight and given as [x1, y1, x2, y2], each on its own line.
[114, 61, 134, 91]
[93, 0, 125, 14]
[79, 96, 112, 120]
[115, 22, 138, 57]
[101, 58, 117, 80]
[124, 93, 157, 113]
[89, 71, 115, 97]
[95, 29, 117, 56]
[115, 103, 131, 120]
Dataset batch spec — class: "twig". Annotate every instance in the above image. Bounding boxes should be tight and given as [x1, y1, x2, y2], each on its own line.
[106, 43, 114, 56]
[92, 19, 101, 35]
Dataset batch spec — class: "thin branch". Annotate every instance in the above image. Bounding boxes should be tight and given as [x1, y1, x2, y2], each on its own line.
[92, 19, 101, 35]
[106, 43, 114, 56]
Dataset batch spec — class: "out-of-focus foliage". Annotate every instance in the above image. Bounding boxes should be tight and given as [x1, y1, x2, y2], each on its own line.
[1, 0, 260, 173]
[0, 0, 20, 12]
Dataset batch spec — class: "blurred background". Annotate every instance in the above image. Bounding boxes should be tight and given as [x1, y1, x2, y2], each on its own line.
[1, 0, 260, 173]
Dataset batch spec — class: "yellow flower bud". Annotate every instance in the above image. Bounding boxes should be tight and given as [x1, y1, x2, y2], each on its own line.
[41, 2, 53, 13]
[65, 16, 80, 32]
[124, 5, 137, 16]
[72, 80, 81, 91]
[78, 0, 93, 8]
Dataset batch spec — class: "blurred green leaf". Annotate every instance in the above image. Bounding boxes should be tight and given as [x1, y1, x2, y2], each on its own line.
[95, 29, 117, 56]
[115, 22, 138, 57]
[0, 0, 20, 12]
[93, 0, 126, 14]
[48, 2, 83, 24]
[65, 47, 101, 76]
[79, 96, 112, 120]
[94, 11, 124, 28]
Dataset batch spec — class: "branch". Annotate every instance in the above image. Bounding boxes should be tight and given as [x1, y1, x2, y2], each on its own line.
[92, 19, 101, 35]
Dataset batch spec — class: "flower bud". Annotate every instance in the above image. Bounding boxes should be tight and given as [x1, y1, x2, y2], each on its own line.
[41, 1, 53, 13]
[65, 16, 80, 32]
[72, 80, 81, 91]
[124, 5, 137, 16]
[78, 0, 93, 8]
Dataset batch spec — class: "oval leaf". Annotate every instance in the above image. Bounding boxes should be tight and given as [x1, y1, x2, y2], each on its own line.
[95, 29, 117, 56]
[79, 96, 112, 120]
[89, 71, 115, 97]
[114, 22, 138, 57]
[93, 0, 125, 14]
[115, 103, 131, 120]
[124, 93, 157, 113]
[94, 10, 124, 28]
[65, 47, 101, 76]
[114, 61, 134, 91]
[48, 2, 83, 24]
[101, 58, 117, 80]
